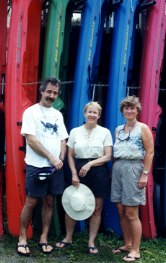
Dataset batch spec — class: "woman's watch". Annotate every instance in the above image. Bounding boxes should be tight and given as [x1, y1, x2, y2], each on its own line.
[142, 171, 149, 175]
[60, 158, 64, 162]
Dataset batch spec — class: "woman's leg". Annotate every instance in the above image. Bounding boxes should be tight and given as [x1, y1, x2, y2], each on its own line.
[112, 202, 132, 253]
[88, 197, 104, 254]
[55, 213, 76, 248]
[123, 206, 141, 261]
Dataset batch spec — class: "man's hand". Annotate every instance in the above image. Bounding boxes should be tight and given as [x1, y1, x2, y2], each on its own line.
[26, 134, 64, 170]
[49, 156, 63, 170]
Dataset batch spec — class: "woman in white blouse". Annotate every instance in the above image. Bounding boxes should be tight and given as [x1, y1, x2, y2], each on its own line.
[56, 102, 113, 254]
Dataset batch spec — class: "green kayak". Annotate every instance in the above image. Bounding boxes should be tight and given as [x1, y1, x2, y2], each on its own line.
[34, 0, 75, 237]
[42, 0, 75, 110]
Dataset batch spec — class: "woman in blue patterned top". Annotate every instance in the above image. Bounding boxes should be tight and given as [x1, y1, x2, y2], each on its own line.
[111, 96, 154, 262]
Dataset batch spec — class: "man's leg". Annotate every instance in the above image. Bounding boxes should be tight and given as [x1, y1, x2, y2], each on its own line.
[18, 195, 38, 254]
[39, 195, 54, 253]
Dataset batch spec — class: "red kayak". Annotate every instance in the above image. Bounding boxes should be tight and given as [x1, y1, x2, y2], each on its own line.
[139, 0, 166, 239]
[5, 0, 42, 238]
[0, 0, 7, 237]
[0, 0, 6, 112]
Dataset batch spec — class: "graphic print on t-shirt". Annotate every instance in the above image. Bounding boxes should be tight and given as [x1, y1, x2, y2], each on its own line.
[40, 120, 58, 135]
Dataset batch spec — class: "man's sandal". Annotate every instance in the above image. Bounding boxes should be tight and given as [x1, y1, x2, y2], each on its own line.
[17, 244, 30, 256]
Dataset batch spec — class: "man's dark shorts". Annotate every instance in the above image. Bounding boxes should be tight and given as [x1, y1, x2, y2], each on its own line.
[25, 164, 64, 197]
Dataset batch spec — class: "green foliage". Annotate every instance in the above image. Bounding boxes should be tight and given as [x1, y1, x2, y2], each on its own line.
[0, 230, 166, 262]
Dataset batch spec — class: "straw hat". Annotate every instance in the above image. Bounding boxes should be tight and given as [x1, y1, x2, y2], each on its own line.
[62, 184, 95, 220]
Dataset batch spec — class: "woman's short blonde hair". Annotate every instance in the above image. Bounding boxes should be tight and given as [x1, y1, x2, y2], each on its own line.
[84, 101, 102, 115]
[120, 96, 142, 113]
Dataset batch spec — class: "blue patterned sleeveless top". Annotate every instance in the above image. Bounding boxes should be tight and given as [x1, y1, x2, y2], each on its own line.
[113, 123, 145, 159]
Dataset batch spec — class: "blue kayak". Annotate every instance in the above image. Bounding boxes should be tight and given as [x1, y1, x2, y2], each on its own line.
[103, 0, 141, 237]
[68, 0, 110, 131]
[68, 0, 110, 231]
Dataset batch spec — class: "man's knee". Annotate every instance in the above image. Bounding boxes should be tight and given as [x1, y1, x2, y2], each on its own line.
[42, 195, 54, 208]
[25, 196, 38, 209]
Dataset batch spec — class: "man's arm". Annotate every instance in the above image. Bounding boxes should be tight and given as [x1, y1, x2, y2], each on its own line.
[26, 134, 63, 170]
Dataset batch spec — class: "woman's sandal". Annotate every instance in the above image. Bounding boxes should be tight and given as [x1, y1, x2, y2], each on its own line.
[123, 254, 141, 262]
[87, 246, 98, 254]
[38, 242, 53, 254]
[55, 241, 71, 249]
[112, 247, 130, 253]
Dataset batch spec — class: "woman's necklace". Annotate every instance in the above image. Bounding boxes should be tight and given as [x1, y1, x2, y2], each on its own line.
[125, 120, 137, 131]
[118, 121, 137, 141]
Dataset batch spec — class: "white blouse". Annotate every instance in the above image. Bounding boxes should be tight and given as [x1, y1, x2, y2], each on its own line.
[67, 125, 113, 158]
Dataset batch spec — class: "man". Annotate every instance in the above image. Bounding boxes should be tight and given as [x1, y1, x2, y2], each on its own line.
[17, 77, 68, 256]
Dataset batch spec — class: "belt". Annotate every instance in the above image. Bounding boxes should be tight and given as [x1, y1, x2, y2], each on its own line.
[77, 158, 97, 162]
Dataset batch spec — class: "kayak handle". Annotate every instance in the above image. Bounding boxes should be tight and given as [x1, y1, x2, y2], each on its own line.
[110, 0, 123, 9]
[75, 0, 87, 10]
[141, 1, 156, 11]
[108, 0, 123, 14]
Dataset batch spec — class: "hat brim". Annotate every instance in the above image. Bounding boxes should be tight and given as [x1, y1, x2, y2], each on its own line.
[62, 184, 95, 220]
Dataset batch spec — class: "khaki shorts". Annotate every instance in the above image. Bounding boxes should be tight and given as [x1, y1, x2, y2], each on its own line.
[111, 159, 145, 206]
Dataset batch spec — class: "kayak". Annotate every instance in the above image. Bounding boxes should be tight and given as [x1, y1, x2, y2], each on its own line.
[103, 0, 141, 237]
[42, 0, 75, 111]
[68, 0, 110, 231]
[68, 0, 110, 131]
[138, 0, 166, 239]
[34, 0, 75, 237]
[0, 0, 7, 236]
[0, 0, 6, 112]
[153, 116, 166, 237]
[5, 0, 42, 238]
